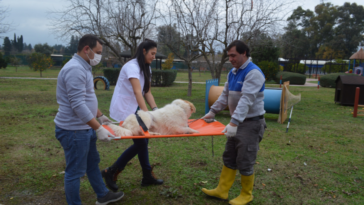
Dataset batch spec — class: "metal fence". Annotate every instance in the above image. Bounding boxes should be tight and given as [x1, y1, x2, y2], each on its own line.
[279, 55, 351, 78]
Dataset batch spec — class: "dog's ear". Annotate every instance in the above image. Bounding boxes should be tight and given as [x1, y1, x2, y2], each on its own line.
[183, 100, 196, 113]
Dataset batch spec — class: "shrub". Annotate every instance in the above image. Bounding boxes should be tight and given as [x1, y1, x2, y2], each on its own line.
[321, 59, 348, 73]
[275, 71, 306, 85]
[62, 58, 71, 66]
[284, 62, 308, 74]
[256, 61, 279, 81]
[103, 68, 121, 85]
[162, 53, 174, 70]
[28, 53, 53, 77]
[151, 69, 177, 86]
[320, 73, 357, 88]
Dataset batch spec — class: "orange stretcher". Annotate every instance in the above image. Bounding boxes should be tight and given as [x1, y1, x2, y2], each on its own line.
[102, 119, 226, 139]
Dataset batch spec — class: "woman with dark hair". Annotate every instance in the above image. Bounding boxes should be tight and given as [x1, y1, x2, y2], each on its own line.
[103, 39, 163, 191]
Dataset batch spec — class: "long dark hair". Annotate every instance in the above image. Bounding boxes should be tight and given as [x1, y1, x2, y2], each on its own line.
[132, 39, 157, 93]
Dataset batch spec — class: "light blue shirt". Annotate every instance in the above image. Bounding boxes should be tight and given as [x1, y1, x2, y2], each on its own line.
[54, 54, 98, 130]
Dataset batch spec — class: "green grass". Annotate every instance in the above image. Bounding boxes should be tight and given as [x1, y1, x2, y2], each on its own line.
[0, 77, 363, 204]
[1, 66, 278, 85]
[174, 71, 229, 82]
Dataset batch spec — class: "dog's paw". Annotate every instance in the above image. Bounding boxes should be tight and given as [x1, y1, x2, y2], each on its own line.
[112, 126, 133, 136]
[149, 132, 161, 135]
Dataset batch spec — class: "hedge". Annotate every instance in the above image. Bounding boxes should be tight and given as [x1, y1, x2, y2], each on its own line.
[320, 73, 357, 88]
[151, 69, 177, 86]
[283, 62, 308, 74]
[103, 68, 121, 85]
[103, 68, 177, 86]
[275, 71, 306, 85]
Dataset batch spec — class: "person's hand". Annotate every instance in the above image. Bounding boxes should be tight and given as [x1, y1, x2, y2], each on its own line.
[97, 114, 113, 124]
[95, 126, 120, 142]
[222, 123, 238, 137]
[201, 111, 215, 122]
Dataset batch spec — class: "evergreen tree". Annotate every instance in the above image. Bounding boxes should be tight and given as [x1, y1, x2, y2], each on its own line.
[65, 35, 79, 54]
[17, 35, 23, 52]
[0, 53, 8, 69]
[3, 37, 11, 55]
[251, 34, 280, 63]
[28, 44, 33, 51]
[283, 3, 364, 58]
[34, 43, 53, 56]
[12, 33, 17, 48]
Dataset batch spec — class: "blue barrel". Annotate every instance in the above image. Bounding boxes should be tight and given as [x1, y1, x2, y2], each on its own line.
[263, 88, 282, 114]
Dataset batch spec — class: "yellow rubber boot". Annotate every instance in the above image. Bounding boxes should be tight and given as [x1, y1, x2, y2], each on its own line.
[229, 174, 254, 205]
[201, 165, 237, 200]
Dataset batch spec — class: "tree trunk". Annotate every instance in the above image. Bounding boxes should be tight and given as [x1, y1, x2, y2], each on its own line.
[188, 65, 192, 96]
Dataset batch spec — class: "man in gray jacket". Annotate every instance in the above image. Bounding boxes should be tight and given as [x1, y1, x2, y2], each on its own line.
[54, 34, 123, 205]
[201, 40, 267, 205]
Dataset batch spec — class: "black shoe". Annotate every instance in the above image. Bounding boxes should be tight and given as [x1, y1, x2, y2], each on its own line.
[141, 167, 164, 186]
[96, 191, 124, 205]
[101, 166, 123, 192]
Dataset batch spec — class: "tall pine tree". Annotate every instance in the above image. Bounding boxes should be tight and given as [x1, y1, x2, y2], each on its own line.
[17, 35, 23, 52]
[3, 37, 11, 55]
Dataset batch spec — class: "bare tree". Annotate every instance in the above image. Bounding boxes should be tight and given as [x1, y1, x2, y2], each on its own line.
[0, 0, 11, 36]
[160, 0, 218, 96]
[200, 0, 293, 83]
[50, 0, 158, 63]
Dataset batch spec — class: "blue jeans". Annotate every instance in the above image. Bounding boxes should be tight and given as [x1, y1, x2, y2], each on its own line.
[55, 125, 109, 205]
[113, 138, 151, 170]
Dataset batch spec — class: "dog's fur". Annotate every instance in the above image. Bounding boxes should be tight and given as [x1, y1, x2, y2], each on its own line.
[105, 99, 199, 136]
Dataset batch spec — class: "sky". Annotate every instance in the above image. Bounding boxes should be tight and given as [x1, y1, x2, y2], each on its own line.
[1, 0, 361, 47]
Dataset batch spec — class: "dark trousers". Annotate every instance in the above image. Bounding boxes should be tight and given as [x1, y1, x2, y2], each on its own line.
[223, 119, 266, 176]
[113, 138, 152, 170]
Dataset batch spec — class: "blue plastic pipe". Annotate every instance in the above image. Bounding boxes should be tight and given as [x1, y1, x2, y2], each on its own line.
[263, 88, 282, 114]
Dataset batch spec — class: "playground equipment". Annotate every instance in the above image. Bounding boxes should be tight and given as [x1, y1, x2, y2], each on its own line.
[348, 48, 364, 75]
[205, 79, 301, 124]
[93, 76, 110, 90]
[353, 87, 364, 117]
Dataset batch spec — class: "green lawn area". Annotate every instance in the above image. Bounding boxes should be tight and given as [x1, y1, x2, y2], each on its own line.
[174, 70, 229, 83]
[1, 75, 363, 204]
[1, 66, 278, 85]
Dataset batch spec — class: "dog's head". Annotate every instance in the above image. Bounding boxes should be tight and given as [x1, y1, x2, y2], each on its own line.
[172, 99, 196, 118]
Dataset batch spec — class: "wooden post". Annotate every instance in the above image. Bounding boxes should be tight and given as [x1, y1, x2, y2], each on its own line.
[353, 87, 360, 118]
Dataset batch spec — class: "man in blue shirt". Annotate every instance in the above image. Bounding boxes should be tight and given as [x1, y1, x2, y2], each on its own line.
[54, 34, 123, 205]
[201, 40, 267, 205]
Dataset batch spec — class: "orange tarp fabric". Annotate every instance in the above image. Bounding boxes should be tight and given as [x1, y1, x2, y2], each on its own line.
[102, 119, 226, 140]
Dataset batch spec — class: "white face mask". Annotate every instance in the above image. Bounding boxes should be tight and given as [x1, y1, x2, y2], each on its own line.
[87, 49, 102, 66]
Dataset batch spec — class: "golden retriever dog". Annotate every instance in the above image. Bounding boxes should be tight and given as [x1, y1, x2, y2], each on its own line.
[105, 99, 199, 136]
